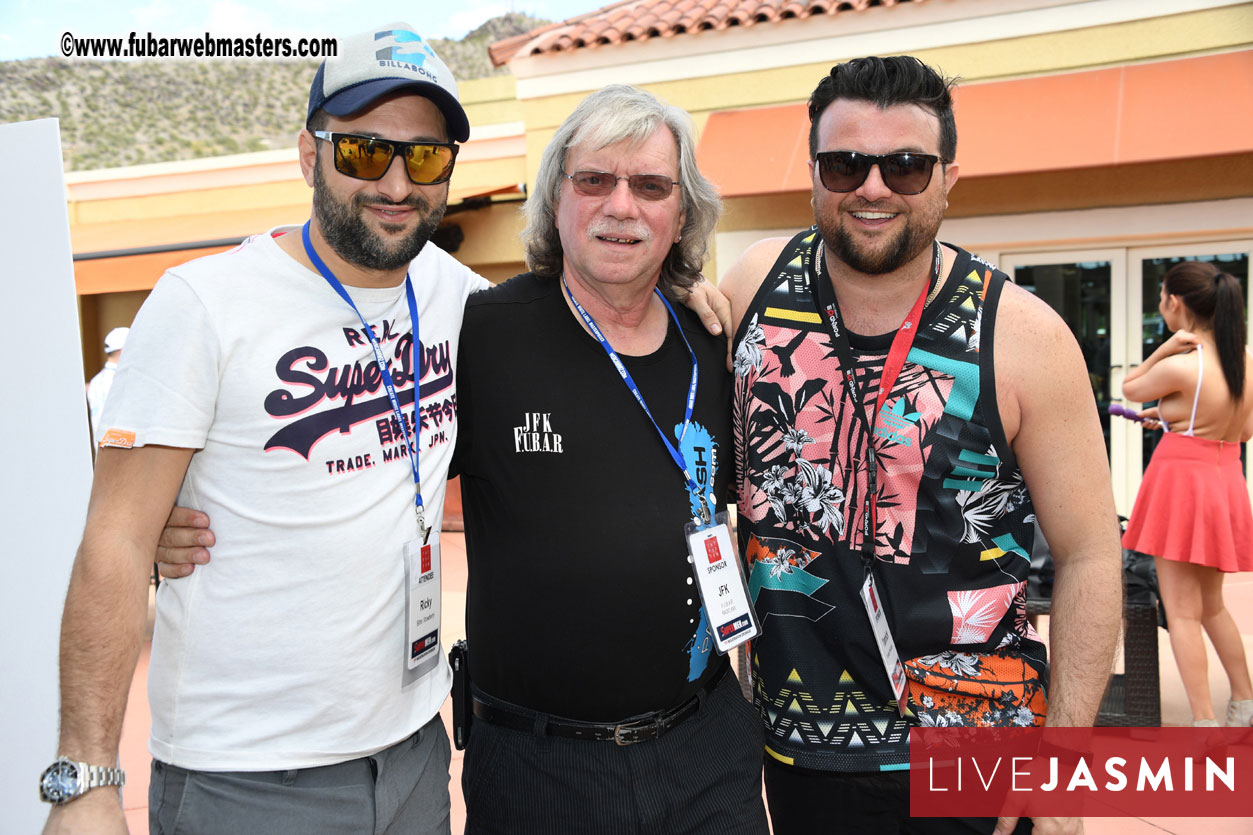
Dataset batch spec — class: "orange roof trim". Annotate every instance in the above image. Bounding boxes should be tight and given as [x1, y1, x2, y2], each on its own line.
[490, 0, 926, 66]
[72, 182, 526, 296]
[697, 51, 1253, 197]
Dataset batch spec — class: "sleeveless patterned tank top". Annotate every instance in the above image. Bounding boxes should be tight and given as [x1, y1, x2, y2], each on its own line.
[733, 228, 1047, 772]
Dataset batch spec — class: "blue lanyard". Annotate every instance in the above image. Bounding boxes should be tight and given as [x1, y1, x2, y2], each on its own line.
[302, 221, 428, 541]
[562, 276, 710, 524]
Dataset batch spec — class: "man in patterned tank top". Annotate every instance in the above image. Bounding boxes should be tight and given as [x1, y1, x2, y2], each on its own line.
[718, 57, 1123, 835]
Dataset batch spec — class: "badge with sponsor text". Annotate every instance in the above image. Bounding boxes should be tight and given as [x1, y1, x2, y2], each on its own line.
[404, 538, 441, 673]
[685, 512, 759, 654]
[860, 572, 909, 716]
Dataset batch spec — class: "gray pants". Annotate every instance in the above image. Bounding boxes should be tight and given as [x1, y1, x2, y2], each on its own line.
[149, 714, 451, 835]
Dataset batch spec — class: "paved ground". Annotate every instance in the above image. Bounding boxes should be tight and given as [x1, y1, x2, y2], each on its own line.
[117, 535, 1253, 833]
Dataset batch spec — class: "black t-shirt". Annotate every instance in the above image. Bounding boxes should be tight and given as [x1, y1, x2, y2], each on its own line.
[454, 273, 733, 721]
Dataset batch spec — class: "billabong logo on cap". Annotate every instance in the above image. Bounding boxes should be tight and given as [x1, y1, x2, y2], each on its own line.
[310, 22, 470, 142]
[374, 29, 436, 69]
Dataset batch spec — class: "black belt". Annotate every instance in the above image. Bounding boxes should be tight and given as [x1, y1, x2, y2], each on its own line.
[471, 663, 728, 746]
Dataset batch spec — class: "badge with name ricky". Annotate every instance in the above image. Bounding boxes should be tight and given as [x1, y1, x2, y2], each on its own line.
[685, 512, 759, 654]
[403, 538, 441, 675]
[859, 572, 909, 716]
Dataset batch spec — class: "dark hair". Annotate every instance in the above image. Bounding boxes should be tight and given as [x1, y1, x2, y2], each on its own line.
[1163, 260, 1247, 399]
[808, 56, 958, 162]
[307, 107, 330, 132]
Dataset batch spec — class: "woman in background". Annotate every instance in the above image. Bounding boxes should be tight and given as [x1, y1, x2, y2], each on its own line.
[1122, 260, 1253, 727]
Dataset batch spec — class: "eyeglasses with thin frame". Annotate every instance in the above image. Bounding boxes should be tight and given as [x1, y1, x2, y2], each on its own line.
[313, 131, 459, 185]
[814, 151, 945, 195]
[563, 170, 680, 201]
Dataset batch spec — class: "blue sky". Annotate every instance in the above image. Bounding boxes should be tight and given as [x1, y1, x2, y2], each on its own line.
[0, 0, 603, 61]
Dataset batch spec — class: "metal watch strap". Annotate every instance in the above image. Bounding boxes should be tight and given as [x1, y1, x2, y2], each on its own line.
[83, 762, 126, 791]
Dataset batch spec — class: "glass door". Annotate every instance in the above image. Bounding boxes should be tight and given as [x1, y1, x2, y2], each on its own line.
[1004, 250, 1131, 511]
[1126, 241, 1253, 506]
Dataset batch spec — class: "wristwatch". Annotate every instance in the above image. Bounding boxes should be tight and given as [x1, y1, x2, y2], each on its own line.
[39, 757, 126, 805]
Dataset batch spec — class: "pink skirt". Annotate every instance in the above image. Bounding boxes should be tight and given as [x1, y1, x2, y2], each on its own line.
[1123, 432, 1253, 572]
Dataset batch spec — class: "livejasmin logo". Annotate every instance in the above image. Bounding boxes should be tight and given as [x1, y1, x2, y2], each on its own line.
[513, 412, 564, 454]
[909, 727, 1253, 818]
[926, 752, 1234, 793]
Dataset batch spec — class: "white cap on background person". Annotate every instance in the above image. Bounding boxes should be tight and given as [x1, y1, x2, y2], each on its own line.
[104, 327, 129, 354]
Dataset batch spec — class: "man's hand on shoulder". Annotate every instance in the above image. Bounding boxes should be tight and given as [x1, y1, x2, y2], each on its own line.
[42, 786, 128, 835]
[676, 277, 731, 338]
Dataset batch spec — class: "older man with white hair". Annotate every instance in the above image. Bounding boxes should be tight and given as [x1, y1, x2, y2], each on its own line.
[453, 85, 768, 834]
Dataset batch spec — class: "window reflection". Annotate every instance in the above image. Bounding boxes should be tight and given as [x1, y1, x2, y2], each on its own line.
[1015, 262, 1113, 457]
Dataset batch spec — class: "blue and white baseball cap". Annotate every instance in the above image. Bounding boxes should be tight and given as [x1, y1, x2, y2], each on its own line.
[307, 23, 469, 142]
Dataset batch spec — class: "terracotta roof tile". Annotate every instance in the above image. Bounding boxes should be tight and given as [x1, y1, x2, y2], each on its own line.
[658, 7, 684, 26]
[490, 0, 927, 66]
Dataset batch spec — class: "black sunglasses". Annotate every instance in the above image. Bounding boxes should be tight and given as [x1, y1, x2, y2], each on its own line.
[815, 151, 944, 195]
[313, 131, 458, 185]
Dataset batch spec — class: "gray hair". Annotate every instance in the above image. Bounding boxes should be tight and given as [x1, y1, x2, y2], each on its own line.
[522, 84, 721, 295]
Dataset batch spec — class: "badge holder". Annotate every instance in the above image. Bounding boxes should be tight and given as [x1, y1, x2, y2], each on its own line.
[449, 640, 471, 750]
[685, 511, 759, 655]
[859, 571, 909, 717]
[404, 537, 442, 678]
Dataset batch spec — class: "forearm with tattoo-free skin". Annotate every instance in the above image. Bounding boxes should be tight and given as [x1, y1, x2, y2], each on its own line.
[1041, 541, 1124, 726]
[44, 445, 194, 833]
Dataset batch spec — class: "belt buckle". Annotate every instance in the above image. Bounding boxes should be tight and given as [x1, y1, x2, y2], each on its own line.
[612, 715, 661, 746]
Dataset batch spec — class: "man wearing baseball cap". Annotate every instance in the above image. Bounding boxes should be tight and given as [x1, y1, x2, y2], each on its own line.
[85, 326, 128, 441]
[43, 23, 483, 834]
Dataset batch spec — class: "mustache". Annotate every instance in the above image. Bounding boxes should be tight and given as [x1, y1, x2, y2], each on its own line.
[586, 220, 651, 241]
[356, 194, 430, 211]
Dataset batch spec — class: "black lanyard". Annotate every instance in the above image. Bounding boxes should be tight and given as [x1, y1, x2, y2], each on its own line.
[809, 238, 942, 566]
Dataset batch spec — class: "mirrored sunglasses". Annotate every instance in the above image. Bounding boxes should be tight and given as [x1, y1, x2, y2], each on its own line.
[314, 131, 458, 185]
[815, 151, 943, 195]
[563, 170, 680, 201]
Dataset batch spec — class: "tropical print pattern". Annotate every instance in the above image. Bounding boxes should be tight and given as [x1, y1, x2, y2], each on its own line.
[734, 229, 1048, 772]
[908, 637, 1049, 729]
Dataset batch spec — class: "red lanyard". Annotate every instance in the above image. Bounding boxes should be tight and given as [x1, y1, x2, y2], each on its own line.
[810, 238, 941, 565]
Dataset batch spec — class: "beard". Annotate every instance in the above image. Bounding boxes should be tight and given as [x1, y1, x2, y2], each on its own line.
[312, 162, 446, 272]
[817, 192, 945, 276]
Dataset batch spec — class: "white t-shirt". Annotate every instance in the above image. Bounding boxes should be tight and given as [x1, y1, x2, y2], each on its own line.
[98, 228, 489, 770]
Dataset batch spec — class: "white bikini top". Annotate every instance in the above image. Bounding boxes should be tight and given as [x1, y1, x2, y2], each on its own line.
[1179, 343, 1203, 437]
[1178, 345, 1253, 436]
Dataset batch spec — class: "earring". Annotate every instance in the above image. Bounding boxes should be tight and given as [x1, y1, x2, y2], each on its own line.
[674, 234, 682, 243]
